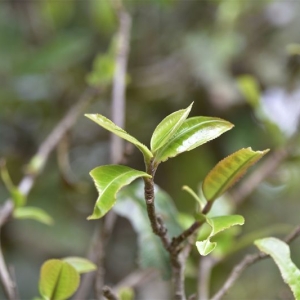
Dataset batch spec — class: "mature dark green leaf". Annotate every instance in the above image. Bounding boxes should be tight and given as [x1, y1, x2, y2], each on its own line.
[196, 215, 244, 256]
[150, 102, 193, 152]
[39, 259, 79, 300]
[62, 257, 96, 274]
[85, 114, 153, 164]
[255, 237, 300, 299]
[88, 165, 151, 220]
[154, 117, 233, 165]
[202, 147, 269, 202]
[114, 181, 182, 278]
[13, 207, 53, 225]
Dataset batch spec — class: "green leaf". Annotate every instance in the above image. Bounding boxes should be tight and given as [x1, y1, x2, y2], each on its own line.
[255, 237, 300, 299]
[150, 102, 193, 152]
[0, 160, 26, 207]
[182, 185, 206, 210]
[114, 181, 182, 278]
[237, 75, 260, 108]
[39, 259, 80, 300]
[154, 117, 233, 165]
[62, 257, 96, 274]
[85, 114, 153, 164]
[88, 165, 151, 220]
[118, 287, 134, 300]
[202, 147, 269, 202]
[196, 215, 244, 256]
[13, 207, 53, 225]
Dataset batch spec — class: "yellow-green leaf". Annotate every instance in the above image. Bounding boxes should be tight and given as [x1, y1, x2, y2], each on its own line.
[39, 259, 79, 300]
[150, 102, 193, 152]
[203, 147, 269, 202]
[88, 165, 151, 220]
[255, 237, 300, 299]
[13, 207, 53, 225]
[237, 75, 260, 108]
[62, 257, 96, 274]
[85, 114, 153, 164]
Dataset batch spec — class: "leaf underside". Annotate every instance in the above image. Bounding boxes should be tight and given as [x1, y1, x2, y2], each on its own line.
[62, 257, 97, 274]
[202, 147, 269, 202]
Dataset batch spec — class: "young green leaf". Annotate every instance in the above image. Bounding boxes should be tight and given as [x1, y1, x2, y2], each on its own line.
[39, 259, 80, 300]
[196, 215, 244, 256]
[88, 165, 151, 220]
[13, 207, 53, 225]
[202, 147, 269, 202]
[255, 237, 300, 299]
[154, 117, 233, 165]
[62, 257, 96, 274]
[182, 185, 206, 210]
[85, 114, 153, 164]
[150, 102, 193, 152]
[237, 75, 260, 108]
[0, 160, 26, 207]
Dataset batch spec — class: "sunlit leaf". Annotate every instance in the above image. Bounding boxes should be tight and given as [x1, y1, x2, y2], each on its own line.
[237, 75, 260, 108]
[85, 114, 153, 164]
[39, 259, 79, 300]
[62, 257, 96, 274]
[118, 287, 135, 300]
[114, 181, 182, 278]
[154, 117, 233, 165]
[202, 147, 269, 202]
[196, 215, 244, 256]
[88, 165, 151, 220]
[150, 102, 193, 152]
[13, 207, 53, 225]
[255, 237, 300, 299]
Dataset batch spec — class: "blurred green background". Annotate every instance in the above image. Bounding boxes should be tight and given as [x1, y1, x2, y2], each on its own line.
[1, 0, 300, 299]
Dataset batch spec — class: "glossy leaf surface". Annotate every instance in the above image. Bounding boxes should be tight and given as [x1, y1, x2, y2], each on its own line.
[13, 207, 53, 225]
[203, 147, 269, 202]
[85, 114, 153, 163]
[255, 237, 300, 299]
[39, 259, 79, 300]
[114, 181, 182, 278]
[196, 215, 244, 256]
[88, 165, 151, 220]
[154, 117, 233, 164]
[150, 102, 193, 152]
[63, 257, 97, 274]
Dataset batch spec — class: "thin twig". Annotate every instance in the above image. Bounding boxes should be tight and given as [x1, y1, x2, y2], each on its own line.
[0, 87, 98, 300]
[210, 225, 300, 300]
[103, 285, 119, 300]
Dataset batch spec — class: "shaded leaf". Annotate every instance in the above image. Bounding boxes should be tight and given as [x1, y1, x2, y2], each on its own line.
[62, 257, 96, 274]
[154, 117, 233, 164]
[88, 165, 151, 220]
[255, 237, 300, 299]
[196, 215, 244, 256]
[150, 102, 193, 152]
[237, 75, 260, 108]
[114, 181, 182, 278]
[203, 147, 269, 202]
[85, 114, 153, 164]
[39, 259, 79, 300]
[13, 207, 53, 225]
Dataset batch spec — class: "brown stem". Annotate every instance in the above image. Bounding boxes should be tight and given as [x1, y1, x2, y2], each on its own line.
[103, 285, 119, 300]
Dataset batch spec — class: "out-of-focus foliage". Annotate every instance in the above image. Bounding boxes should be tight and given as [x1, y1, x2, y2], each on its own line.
[1, 0, 300, 298]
